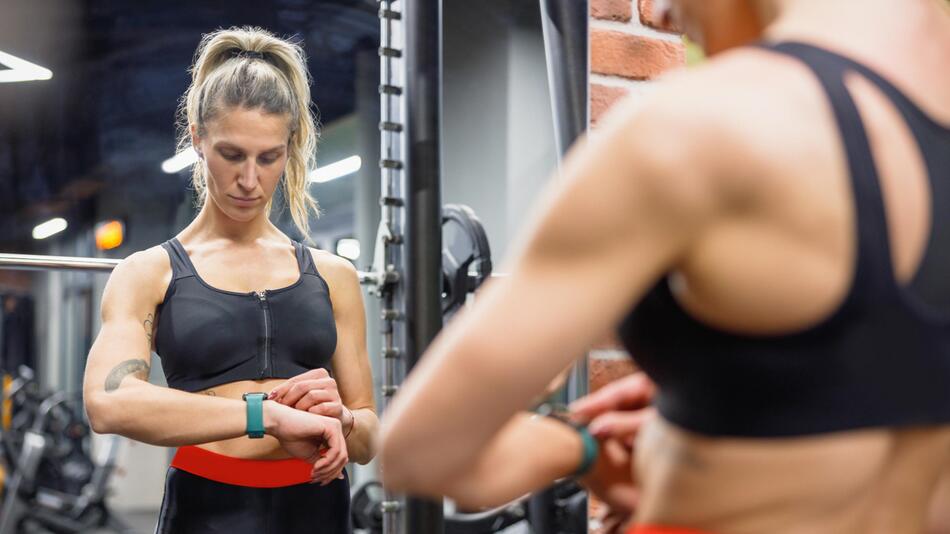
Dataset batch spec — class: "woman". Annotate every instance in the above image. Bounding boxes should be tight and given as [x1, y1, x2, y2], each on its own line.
[380, 1, 950, 533]
[82, 27, 377, 533]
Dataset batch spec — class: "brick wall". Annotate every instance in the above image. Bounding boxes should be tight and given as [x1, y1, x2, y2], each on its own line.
[590, 0, 684, 126]
[587, 1, 684, 531]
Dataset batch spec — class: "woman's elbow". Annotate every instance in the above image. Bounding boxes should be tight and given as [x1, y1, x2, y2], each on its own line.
[379, 425, 411, 489]
[84, 390, 118, 434]
[379, 425, 432, 492]
[353, 444, 378, 466]
[379, 429, 460, 496]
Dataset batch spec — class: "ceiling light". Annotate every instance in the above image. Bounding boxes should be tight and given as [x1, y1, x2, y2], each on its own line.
[335, 238, 360, 261]
[32, 218, 67, 240]
[309, 155, 362, 184]
[162, 149, 199, 173]
[0, 50, 52, 83]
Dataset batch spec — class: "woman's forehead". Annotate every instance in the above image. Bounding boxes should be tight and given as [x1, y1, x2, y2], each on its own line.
[204, 107, 291, 143]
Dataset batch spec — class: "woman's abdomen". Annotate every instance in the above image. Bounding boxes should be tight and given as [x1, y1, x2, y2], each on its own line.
[633, 416, 898, 534]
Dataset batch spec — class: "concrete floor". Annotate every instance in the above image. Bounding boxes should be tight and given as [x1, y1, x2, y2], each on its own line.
[89, 509, 158, 534]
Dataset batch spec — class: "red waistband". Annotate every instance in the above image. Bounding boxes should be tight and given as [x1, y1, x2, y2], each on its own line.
[628, 527, 713, 534]
[171, 445, 314, 488]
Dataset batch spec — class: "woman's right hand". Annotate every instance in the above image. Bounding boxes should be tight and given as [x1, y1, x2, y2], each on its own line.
[570, 372, 656, 446]
[265, 401, 349, 485]
[581, 437, 639, 513]
[570, 372, 656, 516]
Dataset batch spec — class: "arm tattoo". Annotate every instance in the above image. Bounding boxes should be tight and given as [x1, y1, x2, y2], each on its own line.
[104, 359, 150, 392]
[143, 313, 154, 346]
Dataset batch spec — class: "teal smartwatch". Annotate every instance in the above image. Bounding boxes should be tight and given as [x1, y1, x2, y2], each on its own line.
[242, 392, 267, 439]
[536, 403, 600, 478]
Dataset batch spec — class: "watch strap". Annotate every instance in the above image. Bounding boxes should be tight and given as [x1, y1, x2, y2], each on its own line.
[243, 392, 266, 439]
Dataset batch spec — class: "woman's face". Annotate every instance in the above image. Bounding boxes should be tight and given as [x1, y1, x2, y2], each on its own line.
[657, 0, 766, 55]
[192, 107, 292, 223]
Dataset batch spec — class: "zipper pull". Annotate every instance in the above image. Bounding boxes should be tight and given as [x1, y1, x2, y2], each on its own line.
[256, 290, 267, 302]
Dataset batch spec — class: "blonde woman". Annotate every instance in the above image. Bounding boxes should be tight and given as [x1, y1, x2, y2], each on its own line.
[83, 27, 376, 533]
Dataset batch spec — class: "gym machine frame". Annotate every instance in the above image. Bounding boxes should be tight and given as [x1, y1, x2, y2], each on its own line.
[375, 0, 445, 531]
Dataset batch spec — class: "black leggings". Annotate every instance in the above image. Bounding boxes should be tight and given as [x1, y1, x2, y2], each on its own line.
[155, 467, 352, 533]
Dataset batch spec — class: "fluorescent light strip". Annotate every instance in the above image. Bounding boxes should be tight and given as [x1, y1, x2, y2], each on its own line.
[0, 50, 52, 83]
[309, 156, 362, 184]
[162, 149, 199, 174]
[32, 218, 67, 240]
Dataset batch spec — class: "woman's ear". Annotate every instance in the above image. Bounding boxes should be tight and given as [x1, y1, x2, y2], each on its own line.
[190, 124, 203, 159]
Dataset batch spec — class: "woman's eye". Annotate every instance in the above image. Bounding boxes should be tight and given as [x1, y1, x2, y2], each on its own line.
[259, 156, 278, 165]
[222, 153, 242, 161]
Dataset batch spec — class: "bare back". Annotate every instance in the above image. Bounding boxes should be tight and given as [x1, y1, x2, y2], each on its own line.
[633, 20, 950, 534]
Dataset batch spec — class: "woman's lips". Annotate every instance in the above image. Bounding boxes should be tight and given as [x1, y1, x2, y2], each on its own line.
[228, 195, 260, 207]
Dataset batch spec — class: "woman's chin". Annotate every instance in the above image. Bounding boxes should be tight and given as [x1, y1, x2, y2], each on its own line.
[207, 195, 266, 223]
[223, 205, 264, 223]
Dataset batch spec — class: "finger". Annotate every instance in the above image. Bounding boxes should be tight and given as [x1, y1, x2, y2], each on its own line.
[601, 438, 633, 465]
[311, 447, 336, 478]
[295, 390, 337, 412]
[327, 467, 346, 485]
[308, 403, 342, 418]
[588, 407, 656, 444]
[319, 430, 349, 484]
[280, 380, 323, 406]
[269, 368, 331, 399]
[313, 449, 345, 485]
[572, 372, 654, 416]
[324, 453, 348, 484]
[569, 373, 655, 422]
[293, 377, 339, 398]
[312, 419, 346, 482]
[320, 431, 347, 473]
[282, 379, 337, 407]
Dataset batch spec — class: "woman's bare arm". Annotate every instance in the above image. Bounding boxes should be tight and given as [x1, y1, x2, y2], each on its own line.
[82, 248, 339, 452]
[415, 413, 584, 509]
[380, 91, 730, 494]
[319, 252, 379, 464]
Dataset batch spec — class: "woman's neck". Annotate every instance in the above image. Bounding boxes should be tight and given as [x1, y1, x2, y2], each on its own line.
[759, 0, 950, 96]
[185, 199, 276, 245]
[763, 0, 946, 51]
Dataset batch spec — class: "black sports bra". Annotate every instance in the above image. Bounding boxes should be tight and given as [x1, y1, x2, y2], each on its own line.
[154, 238, 337, 392]
[618, 42, 950, 437]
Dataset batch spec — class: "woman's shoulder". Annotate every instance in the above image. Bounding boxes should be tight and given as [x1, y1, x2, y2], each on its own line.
[601, 47, 833, 200]
[308, 247, 357, 280]
[103, 244, 174, 308]
[306, 247, 360, 295]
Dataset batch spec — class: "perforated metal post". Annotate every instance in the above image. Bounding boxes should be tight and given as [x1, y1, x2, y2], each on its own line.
[377, 0, 410, 532]
[376, 0, 445, 532]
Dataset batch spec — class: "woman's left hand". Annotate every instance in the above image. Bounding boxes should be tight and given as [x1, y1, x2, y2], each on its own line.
[268, 368, 355, 434]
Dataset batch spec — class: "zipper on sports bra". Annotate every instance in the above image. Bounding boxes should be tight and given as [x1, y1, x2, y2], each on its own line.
[256, 290, 272, 377]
